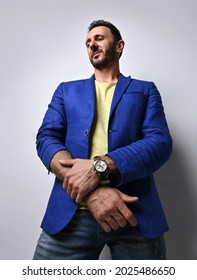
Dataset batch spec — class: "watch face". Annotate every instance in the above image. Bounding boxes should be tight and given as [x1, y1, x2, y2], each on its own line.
[95, 160, 107, 173]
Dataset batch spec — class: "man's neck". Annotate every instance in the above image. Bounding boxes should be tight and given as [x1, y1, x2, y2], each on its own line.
[94, 64, 120, 83]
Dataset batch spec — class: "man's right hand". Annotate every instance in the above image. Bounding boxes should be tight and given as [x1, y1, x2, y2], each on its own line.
[84, 187, 138, 232]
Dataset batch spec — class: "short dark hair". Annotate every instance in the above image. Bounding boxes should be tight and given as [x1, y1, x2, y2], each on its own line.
[88, 20, 122, 42]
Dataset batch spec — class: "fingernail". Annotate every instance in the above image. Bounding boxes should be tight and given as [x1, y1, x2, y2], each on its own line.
[132, 220, 137, 226]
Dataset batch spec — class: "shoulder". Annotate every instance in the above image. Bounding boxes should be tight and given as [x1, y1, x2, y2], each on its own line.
[123, 75, 158, 95]
[131, 77, 156, 89]
[52, 76, 94, 98]
[58, 75, 94, 89]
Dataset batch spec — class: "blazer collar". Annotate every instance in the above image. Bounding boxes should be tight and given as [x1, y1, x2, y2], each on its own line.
[84, 73, 132, 116]
[110, 74, 131, 118]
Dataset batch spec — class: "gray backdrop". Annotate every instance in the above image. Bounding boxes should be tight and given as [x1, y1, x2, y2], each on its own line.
[0, 0, 196, 259]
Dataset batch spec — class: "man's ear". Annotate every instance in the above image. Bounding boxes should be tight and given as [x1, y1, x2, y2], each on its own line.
[116, 40, 125, 56]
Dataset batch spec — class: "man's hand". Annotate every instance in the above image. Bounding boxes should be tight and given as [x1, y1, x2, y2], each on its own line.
[59, 158, 100, 203]
[50, 150, 73, 181]
[84, 187, 138, 232]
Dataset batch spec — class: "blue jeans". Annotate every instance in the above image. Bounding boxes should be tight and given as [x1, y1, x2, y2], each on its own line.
[33, 210, 166, 260]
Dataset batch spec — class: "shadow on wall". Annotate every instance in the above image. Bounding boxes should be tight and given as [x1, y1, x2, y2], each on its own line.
[155, 146, 196, 260]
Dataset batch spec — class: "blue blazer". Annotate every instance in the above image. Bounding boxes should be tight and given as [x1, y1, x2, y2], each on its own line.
[36, 74, 172, 238]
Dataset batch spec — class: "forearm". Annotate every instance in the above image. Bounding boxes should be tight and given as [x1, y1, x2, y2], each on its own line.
[107, 131, 172, 187]
[50, 150, 72, 181]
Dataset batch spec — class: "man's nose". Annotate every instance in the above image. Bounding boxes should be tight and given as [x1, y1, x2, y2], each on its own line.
[90, 41, 98, 51]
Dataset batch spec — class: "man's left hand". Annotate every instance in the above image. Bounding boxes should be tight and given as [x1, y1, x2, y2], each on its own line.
[59, 158, 100, 203]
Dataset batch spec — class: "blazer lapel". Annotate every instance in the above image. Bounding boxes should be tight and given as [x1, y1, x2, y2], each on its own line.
[83, 75, 95, 125]
[109, 74, 131, 118]
[83, 74, 132, 121]
[85, 75, 95, 108]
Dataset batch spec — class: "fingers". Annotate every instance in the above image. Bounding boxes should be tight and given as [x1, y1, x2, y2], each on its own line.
[115, 189, 138, 226]
[61, 158, 99, 203]
[117, 203, 138, 227]
[104, 216, 119, 230]
[101, 206, 137, 232]
[63, 178, 81, 201]
[99, 210, 136, 233]
[59, 159, 75, 167]
[111, 211, 128, 228]
[97, 207, 137, 233]
[116, 189, 139, 203]
[99, 221, 112, 233]
[63, 177, 92, 203]
[98, 216, 120, 232]
[100, 213, 137, 232]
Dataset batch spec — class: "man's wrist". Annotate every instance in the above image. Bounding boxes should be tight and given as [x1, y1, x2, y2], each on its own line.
[102, 155, 119, 174]
[93, 155, 118, 175]
[50, 150, 72, 180]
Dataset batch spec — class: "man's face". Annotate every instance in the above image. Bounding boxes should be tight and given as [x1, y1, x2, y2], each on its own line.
[86, 26, 118, 70]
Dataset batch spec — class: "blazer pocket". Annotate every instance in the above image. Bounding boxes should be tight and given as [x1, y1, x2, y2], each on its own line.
[124, 91, 144, 95]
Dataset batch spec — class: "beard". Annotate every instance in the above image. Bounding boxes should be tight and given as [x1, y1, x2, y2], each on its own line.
[89, 42, 117, 70]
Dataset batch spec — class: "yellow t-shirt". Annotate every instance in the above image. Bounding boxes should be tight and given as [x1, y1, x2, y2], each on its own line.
[89, 80, 116, 158]
[79, 80, 116, 209]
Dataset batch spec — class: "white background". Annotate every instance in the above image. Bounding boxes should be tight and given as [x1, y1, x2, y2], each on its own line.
[0, 0, 196, 259]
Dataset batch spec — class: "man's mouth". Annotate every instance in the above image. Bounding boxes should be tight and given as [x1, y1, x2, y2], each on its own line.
[92, 51, 102, 58]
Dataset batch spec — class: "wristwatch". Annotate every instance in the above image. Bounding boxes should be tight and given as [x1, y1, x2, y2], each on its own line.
[93, 156, 108, 178]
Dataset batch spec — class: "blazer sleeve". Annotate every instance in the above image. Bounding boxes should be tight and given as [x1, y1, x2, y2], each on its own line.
[36, 83, 68, 170]
[107, 82, 173, 186]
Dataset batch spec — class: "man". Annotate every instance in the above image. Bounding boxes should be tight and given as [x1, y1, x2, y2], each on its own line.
[33, 20, 172, 260]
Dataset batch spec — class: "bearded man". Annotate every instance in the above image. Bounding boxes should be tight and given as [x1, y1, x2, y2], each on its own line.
[33, 20, 172, 260]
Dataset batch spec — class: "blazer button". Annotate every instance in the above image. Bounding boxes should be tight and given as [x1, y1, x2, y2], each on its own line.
[84, 130, 89, 137]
